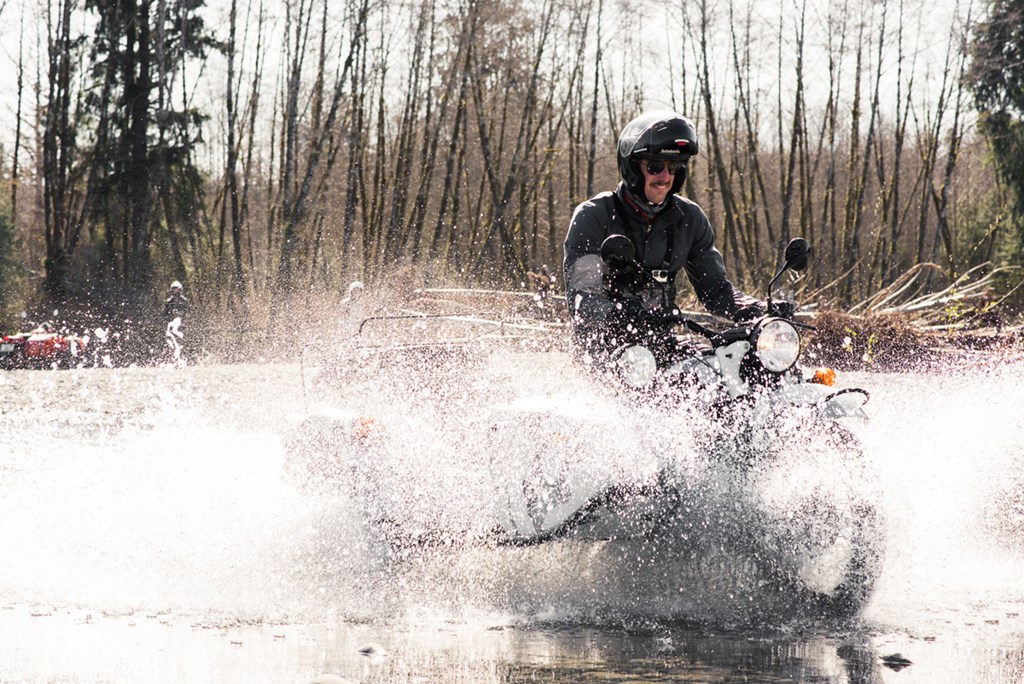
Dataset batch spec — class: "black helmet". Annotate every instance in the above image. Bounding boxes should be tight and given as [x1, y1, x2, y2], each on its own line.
[617, 111, 699, 197]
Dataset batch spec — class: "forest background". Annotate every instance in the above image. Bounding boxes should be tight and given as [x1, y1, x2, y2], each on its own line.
[0, 0, 1023, 358]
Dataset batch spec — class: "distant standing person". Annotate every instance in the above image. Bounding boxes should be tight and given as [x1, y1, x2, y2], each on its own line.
[164, 280, 190, 366]
[339, 281, 365, 338]
[164, 280, 190, 324]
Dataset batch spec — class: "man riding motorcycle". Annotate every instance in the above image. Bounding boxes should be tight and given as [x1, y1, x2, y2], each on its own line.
[563, 110, 764, 367]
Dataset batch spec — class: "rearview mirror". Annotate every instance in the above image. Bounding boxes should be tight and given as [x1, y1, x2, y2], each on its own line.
[600, 234, 636, 266]
[767, 237, 812, 306]
[783, 238, 811, 272]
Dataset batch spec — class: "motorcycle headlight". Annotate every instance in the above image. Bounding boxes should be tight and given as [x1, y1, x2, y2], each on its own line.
[614, 345, 657, 388]
[755, 318, 801, 373]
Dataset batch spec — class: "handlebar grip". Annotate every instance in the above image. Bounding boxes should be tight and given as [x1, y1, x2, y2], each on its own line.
[646, 311, 716, 340]
[681, 319, 715, 338]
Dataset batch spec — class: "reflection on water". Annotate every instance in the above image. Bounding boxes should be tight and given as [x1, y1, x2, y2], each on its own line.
[5, 609, 1023, 683]
[1, 357, 1023, 682]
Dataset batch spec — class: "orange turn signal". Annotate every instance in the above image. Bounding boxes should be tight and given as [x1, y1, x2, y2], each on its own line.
[811, 368, 837, 386]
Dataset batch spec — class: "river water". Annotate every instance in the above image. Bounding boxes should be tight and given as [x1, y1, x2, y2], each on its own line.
[1, 348, 1023, 683]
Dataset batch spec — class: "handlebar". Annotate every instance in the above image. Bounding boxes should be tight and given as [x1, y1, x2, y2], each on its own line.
[646, 311, 751, 346]
[646, 308, 815, 346]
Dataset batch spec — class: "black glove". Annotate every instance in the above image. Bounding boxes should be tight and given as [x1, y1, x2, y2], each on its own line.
[769, 300, 796, 319]
[733, 302, 767, 323]
[607, 297, 648, 331]
[605, 264, 643, 297]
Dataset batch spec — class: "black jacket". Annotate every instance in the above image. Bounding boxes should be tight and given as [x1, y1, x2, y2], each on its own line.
[164, 293, 190, 321]
[563, 183, 760, 345]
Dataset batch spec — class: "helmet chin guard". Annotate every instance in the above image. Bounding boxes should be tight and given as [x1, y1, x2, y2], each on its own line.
[617, 111, 700, 197]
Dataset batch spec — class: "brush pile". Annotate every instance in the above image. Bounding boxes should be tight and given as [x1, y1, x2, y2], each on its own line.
[378, 262, 1024, 373]
[801, 263, 1023, 370]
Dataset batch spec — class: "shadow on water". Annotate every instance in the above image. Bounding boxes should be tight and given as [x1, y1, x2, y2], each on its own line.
[0, 354, 1023, 681]
[486, 626, 889, 683]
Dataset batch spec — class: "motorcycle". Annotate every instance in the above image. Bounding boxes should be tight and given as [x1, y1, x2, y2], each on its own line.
[283, 237, 884, 620]
[487, 235, 883, 617]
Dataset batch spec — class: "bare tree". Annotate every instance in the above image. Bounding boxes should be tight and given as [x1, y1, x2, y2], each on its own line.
[40, 0, 82, 301]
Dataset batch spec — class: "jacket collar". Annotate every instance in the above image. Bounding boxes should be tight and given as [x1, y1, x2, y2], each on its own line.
[616, 183, 666, 223]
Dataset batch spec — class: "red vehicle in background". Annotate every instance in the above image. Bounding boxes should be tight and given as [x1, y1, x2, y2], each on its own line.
[0, 322, 89, 369]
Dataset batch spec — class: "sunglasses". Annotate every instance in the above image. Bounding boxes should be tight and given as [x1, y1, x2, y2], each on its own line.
[643, 159, 687, 175]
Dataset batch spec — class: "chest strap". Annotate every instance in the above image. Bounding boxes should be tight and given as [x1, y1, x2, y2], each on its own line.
[610, 192, 677, 284]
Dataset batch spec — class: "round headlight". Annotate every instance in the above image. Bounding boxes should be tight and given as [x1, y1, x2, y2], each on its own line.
[615, 345, 657, 388]
[755, 318, 801, 373]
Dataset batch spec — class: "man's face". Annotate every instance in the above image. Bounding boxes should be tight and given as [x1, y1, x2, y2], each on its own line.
[639, 158, 683, 205]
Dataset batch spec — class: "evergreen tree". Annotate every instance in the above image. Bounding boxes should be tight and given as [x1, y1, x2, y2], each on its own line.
[41, 0, 215, 308]
[970, 0, 1024, 257]
[0, 209, 22, 330]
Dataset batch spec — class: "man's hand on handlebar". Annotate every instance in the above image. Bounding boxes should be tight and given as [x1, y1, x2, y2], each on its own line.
[733, 303, 767, 323]
[733, 300, 795, 322]
[607, 297, 649, 330]
[769, 300, 796, 319]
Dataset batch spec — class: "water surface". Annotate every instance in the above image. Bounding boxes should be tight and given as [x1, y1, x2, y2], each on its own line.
[1, 353, 1022, 682]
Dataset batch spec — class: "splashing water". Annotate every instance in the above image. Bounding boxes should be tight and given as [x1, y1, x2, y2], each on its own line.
[853, 364, 1024, 632]
[1, 352, 1023, 680]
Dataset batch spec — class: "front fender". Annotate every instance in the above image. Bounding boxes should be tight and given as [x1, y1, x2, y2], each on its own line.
[775, 381, 870, 419]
